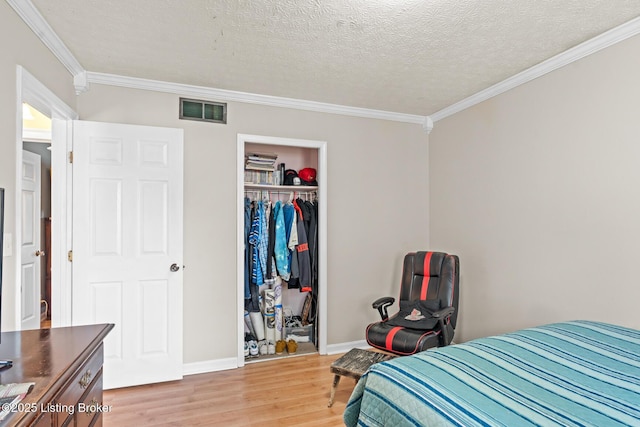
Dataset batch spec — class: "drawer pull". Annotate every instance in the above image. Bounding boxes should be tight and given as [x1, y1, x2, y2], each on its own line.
[86, 398, 100, 417]
[79, 370, 92, 388]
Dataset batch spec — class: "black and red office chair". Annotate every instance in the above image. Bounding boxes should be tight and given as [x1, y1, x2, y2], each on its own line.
[366, 251, 459, 355]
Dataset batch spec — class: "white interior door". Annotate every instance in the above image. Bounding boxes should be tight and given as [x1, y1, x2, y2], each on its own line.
[72, 120, 184, 389]
[21, 150, 43, 331]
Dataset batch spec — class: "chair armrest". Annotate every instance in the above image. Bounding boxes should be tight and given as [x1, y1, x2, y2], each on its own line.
[431, 306, 455, 346]
[431, 306, 454, 319]
[372, 297, 395, 321]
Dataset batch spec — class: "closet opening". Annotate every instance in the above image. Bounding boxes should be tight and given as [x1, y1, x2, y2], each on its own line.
[236, 134, 327, 367]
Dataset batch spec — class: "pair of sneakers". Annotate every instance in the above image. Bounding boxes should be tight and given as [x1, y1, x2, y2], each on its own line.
[259, 340, 276, 355]
[244, 340, 259, 357]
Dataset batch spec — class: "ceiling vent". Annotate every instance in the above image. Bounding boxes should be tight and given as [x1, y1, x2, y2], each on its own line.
[179, 98, 227, 124]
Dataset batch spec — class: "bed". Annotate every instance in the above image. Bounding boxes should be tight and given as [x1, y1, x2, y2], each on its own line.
[344, 320, 640, 427]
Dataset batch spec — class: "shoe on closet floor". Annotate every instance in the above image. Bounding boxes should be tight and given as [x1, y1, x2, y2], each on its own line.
[275, 340, 286, 355]
[248, 340, 259, 357]
[267, 341, 276, 355]
[287, 339, 298, 354]
[244, 341, 249, 357]
[259, 341, 269, 355]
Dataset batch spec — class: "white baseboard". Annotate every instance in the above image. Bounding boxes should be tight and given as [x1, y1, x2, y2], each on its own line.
[326, 340, 370, 355]
[182, 340, 371, 375]
[183, 357, 237, 376]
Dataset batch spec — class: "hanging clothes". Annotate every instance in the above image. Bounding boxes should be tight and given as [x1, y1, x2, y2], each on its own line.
[298, 199, 317, 287]
[248, 201, 264, 287]
[265, 202, 277, 285]
[248, 202, 262, 312]
[293, 199, 311, 292]
[257, 201, 269, 283]
[243, 191, 316, 296]
[284, 202, 300, 288]
[283, 201, 295, 243]
[244, 197, 252, 300]
[273, 201, 290, 280]
[297, 198, 318, 320]
[307, 200, 319, 291]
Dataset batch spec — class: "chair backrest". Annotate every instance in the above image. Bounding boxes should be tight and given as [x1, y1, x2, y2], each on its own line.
[399, 251, 459, 328]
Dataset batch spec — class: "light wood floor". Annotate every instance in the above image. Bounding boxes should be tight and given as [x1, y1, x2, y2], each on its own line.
[103, 352, 353, 426]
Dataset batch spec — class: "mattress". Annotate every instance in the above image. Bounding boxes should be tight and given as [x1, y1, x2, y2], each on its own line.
[344, 321, 640, 426]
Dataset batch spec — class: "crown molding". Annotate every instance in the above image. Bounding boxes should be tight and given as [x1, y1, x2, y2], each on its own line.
[431, 16, 640, 123]
[9, 0, 423, 125]
[73, 71, 89, 94]
[7, 0, 85, 86]
[7, 0, 427, 128]
[85, 72, 429, 128]
[14, 0, 640, 131]
[423, 116, 434, 133]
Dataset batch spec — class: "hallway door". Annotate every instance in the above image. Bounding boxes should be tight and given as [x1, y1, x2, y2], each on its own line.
[20, 150, 43, 330]
[72, 120, 184, 389]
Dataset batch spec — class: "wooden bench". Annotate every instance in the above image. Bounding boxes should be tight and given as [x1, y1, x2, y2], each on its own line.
[328, 348, 396, 407]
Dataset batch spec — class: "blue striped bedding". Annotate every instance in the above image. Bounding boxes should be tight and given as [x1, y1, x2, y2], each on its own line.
[344, 321, 640, 427]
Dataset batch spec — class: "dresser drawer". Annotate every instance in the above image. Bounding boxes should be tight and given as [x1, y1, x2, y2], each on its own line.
[30, 411, 53, 427]
[57, 344, 103, 410]
[76, 374, 103, 427]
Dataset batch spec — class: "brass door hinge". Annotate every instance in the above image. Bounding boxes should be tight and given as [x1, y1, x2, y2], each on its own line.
[68, 250, 73, 262]
[69, 151, 73, 163]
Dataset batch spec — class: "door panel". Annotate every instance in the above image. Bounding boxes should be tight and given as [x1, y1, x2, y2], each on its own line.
[72, 121, 183, 389]
[91, 179, 122, 255]
[139, 181, 168, 254]
[139, 279, 169, 354]
[21, 150, 42, 330]
[91, 281, 124, 360]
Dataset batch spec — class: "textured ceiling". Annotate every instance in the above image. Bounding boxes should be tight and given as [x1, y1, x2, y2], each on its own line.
[31, 0, 640, 116]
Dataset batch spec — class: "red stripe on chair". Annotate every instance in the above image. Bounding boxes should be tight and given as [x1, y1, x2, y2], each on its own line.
[420, 252, 433, 300]
[420, 277, 429, 300]
[424, 252, 432, 276]
[386, 327, 403, 350]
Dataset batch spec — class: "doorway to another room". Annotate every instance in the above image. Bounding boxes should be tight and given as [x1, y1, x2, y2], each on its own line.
[22, 102, 52, 329]
[17, 66, 77, 332]
[17, 69, 185, 389]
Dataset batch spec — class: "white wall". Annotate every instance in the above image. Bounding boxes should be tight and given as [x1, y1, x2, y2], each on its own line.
[1, 3, 429, 364]
[8, 0, 639, 367]
[429, 33, 640, 342]
[77, 84, 429, 363]
[0, 3, 76, 330]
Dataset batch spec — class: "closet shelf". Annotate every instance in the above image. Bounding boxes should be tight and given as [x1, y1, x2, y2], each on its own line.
[244, 183, 318, 191]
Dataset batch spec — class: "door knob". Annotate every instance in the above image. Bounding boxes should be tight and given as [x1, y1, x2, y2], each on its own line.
[170, 263, 180, 272]
[35, 250, 45, 257]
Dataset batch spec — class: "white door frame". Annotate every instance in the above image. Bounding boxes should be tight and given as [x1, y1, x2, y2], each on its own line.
[15, 66, 77, 330]
[236, 133, 328, 367]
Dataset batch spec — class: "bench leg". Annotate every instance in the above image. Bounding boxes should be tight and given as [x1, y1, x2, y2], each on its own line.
[328, 374, 341, 407]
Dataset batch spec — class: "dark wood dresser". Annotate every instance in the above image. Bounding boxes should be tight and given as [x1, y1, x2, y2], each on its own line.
[0, 324, 113, 427]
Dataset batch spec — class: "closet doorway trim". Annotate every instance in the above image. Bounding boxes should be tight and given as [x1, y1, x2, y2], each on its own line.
[236, 133, 328, 367]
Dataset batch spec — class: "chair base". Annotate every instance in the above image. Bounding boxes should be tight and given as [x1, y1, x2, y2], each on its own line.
[366, 322, 441, 355]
